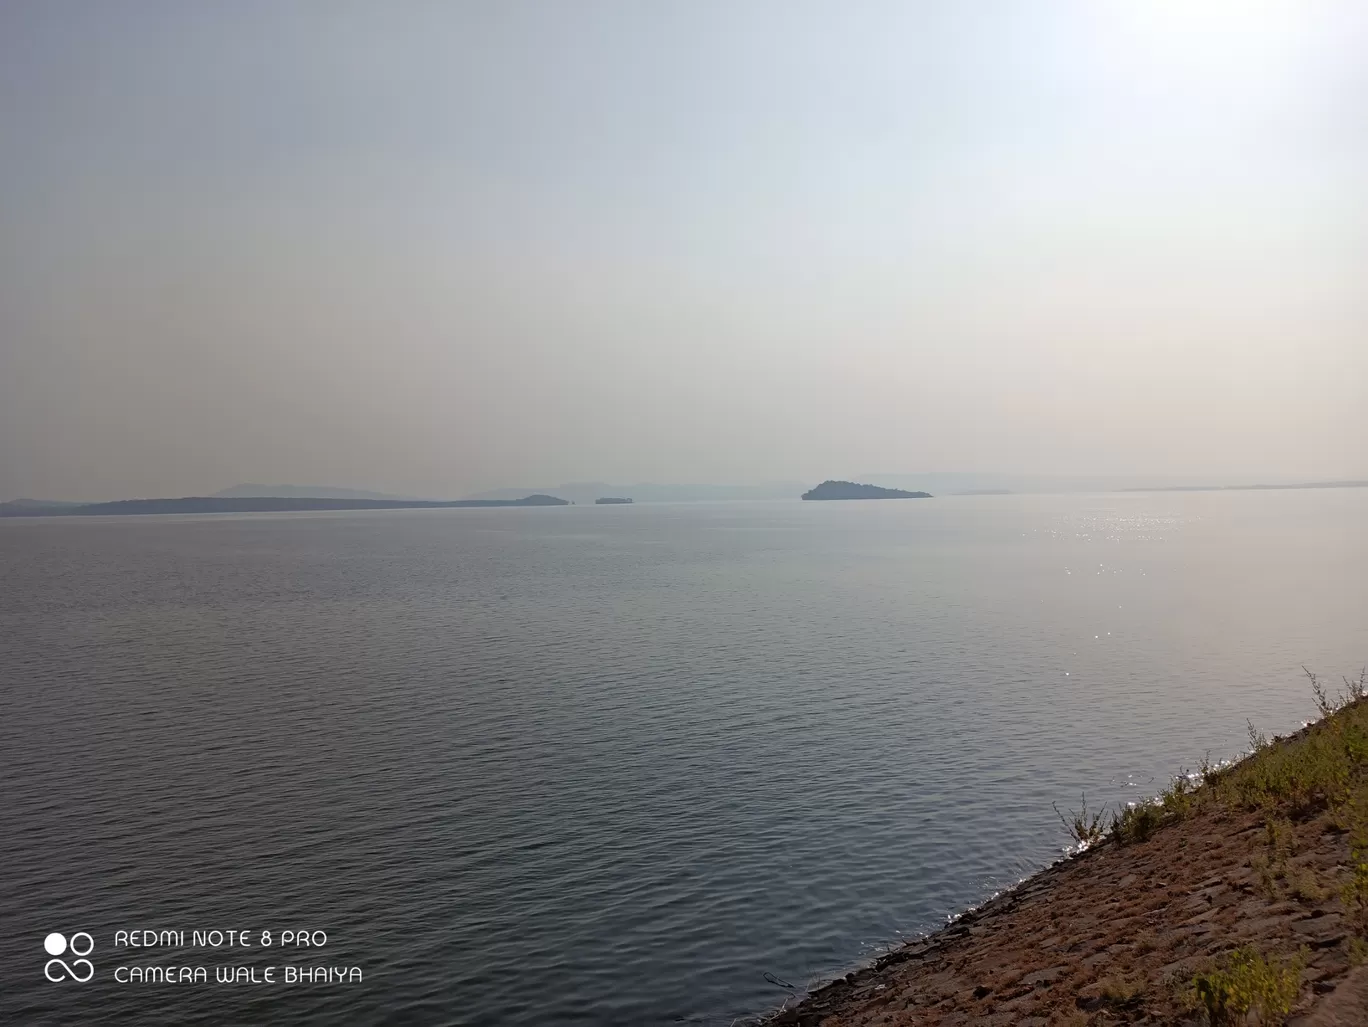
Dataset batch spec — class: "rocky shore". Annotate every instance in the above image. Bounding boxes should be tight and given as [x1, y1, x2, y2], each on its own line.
[768, 685, 1368, 1025]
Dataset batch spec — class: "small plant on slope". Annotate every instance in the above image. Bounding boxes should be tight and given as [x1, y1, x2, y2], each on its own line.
[1190, 947, 1304, 1026]
[1341, 795, 1368, 925]
[1111, 801, 1164, 844]
[1346, 667, 1368, 704]
[1054, 793, 1107, 848]
[1159, 770, 1197, 820]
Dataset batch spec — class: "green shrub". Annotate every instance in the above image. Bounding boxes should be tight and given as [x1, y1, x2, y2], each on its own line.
[1111, 801, 1165, 844]
[1190, 947, 1303, 1026]
[1220, 714, 1360, 814]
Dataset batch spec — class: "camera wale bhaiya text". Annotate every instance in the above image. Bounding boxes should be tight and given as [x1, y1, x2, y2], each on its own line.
[45, 928, 364, 985]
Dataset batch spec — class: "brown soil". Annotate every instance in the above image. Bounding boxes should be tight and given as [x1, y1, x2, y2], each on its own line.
[771, 800, 1367, 1025]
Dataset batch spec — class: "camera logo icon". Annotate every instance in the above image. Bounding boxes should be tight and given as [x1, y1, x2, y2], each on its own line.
[44, 932, 95, 982]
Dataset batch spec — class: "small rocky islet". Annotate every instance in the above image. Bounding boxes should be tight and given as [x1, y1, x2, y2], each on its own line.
[800, 481, 933, 501]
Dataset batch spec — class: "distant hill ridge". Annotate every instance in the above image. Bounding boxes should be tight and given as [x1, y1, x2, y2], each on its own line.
[0, 498, 86, 511]
[213, 484, 427, 501]
[464, 481, 807, 504]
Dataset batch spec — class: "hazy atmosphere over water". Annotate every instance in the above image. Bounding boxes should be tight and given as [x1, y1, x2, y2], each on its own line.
[4, 5, 1368, 1025]
[2, 1, 1367, 501]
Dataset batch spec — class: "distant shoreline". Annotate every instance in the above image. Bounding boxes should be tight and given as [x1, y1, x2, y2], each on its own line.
[6, 480, 1366, 518]
[1122, 480, 1368, 493]
[0, 495, 569, 517]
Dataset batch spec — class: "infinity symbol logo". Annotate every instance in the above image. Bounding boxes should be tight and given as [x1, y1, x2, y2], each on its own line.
[44, 932, 94, 983]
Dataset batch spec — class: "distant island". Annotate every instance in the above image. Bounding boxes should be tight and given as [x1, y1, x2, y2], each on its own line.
[0, 495, 569, 517]
[801, 480, 933, 501]
[594, 497, 633, 505]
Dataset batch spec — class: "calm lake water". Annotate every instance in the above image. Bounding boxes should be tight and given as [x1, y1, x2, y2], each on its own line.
[2, 492, 1365, 1025]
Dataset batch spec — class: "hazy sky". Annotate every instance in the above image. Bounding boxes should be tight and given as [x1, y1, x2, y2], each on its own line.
[2, 1, 1365, 500]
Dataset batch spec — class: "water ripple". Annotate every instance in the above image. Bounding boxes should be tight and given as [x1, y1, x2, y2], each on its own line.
[1, 492, 1365, 1025]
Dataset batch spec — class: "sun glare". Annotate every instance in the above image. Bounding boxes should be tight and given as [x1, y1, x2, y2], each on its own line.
[1100, 0, 1310, 86]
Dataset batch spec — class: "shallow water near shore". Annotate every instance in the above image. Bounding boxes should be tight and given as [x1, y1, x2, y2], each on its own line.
[1, 491, 1365, 1025]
